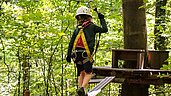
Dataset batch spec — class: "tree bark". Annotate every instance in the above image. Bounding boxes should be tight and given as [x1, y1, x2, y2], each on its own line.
[23, 55, 30, 96]
[154, 0, 167, 50]
[123, 0, 147, 50]
[121, 0, 148, 96]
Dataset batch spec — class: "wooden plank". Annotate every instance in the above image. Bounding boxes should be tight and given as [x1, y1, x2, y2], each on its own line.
[112, 49, 145, 52]
[92, 66, 171, 84]
[93, 66, 171, 72]
[89, 79, 103, 83]
[87, 76, 115, 96]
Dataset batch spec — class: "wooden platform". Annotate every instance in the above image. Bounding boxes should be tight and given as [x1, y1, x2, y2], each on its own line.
[92, 66, 171, 85]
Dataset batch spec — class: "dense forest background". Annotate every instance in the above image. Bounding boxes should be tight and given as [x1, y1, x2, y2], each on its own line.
[0, 0, 171, 95]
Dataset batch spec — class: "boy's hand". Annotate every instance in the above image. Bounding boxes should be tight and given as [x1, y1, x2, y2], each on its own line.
[93, 8, 104, 19]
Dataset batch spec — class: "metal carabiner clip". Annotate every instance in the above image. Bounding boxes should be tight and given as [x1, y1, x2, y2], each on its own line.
[82, 51, 88, 58]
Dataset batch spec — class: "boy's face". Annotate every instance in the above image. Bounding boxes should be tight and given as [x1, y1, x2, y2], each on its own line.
[76, 14, 87, 21]
[76, 14, 92, 24]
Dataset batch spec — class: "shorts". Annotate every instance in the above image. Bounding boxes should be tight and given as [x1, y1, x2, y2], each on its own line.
[76, 61, 93, 76]
[73, 48, 93, 76]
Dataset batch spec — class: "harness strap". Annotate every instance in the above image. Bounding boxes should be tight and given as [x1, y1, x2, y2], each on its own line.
[73, 27, 93, 63]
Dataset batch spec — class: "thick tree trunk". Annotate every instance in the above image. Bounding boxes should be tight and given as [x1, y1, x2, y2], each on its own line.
[154, 0, 167, 50]
[121, 83, 149, 96]
[123, 0, 147, 49]
[121, 0, 148, 96]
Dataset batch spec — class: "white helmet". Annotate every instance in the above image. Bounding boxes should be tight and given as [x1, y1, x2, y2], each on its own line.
[76, 6, 92, 18]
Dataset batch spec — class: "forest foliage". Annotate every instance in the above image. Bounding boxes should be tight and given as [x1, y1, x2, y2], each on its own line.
[0, 0, 171, 95]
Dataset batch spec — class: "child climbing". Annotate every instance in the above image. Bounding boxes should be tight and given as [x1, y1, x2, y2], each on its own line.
[66, 6, 108, 96]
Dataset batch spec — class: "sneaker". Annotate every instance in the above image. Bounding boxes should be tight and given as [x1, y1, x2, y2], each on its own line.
[77, 87, 85, 96]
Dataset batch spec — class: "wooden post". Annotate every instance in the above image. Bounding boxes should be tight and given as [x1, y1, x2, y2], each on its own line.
[122, 0, 148, 96]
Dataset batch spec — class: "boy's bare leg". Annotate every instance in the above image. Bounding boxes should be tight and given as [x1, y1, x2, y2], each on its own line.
[81, 72, 92, 88]
[77, 71, 92, 96]
[78, 71, 85, 87]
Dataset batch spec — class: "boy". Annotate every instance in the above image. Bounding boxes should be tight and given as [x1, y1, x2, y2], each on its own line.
[66, 6, 108, 96]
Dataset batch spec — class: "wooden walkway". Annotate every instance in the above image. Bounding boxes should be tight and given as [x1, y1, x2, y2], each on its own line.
[92, 66, 171, 85]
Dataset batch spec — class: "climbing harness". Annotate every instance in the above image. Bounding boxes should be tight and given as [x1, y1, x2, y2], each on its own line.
[72, 50, 88, 59]
[72, 27, 93, 63]
[72, 20, 102, 64]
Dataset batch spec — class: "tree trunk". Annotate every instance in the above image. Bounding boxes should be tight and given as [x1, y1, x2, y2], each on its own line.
[23, 55, 30, 96]
[123, 0, 147, 49]
[121, 0, 148, 96]
[154, 0, 167, 50]
[154, 0, 168, 94]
